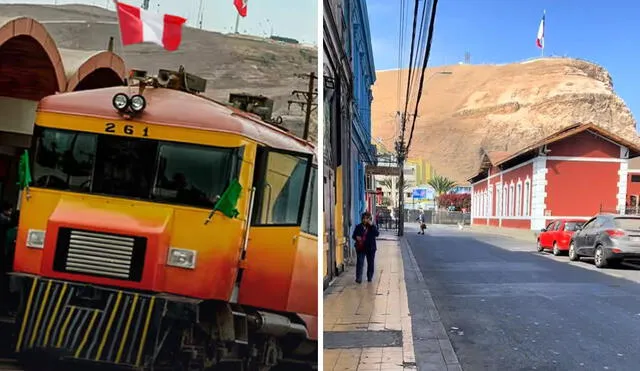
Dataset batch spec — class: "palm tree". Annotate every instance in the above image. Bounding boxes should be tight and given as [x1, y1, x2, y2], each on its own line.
[427, 175, 457, 209]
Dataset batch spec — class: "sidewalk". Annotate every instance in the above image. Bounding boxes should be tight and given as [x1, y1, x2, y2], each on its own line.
[323, 231, 415, 370]
[324, 227, 462, 370]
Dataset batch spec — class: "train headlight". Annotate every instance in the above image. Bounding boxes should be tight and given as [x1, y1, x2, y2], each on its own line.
[112, 93, 130, 111]
[167, 247, 197, 269]
[130, 94, 146, 112]
[26, 229, 45, 249]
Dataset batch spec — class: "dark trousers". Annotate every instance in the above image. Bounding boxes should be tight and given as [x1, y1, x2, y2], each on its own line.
[356, 250, 376, 282]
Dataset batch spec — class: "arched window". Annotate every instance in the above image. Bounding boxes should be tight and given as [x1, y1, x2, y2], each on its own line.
[509, 183, 515, 216]
[523, 179, 531, 216]
[516, 181, 522, 217]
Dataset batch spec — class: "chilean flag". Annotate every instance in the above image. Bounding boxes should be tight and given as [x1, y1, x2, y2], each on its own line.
[115, 1, 187, 51]
[536, 12, 545, 49]
[234, 0, 248, 17]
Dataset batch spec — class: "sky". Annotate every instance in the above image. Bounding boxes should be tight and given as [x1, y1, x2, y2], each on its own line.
[1, 0, 318, 44]
[366, 0, 640, 128]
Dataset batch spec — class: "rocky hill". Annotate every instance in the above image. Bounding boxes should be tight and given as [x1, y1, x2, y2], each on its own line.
[371, 58, 639, 183]
[0, 3, 317, 142]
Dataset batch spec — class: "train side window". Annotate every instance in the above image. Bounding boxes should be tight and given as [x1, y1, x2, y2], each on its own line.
[252, 150, 311, 226]
[151, 142, 241, 208]
[301, 167, 318, 235]
[33, 128, 97, 192]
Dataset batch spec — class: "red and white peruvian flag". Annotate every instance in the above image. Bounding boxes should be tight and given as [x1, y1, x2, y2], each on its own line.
[234, 0, 248, 17]
[115, 1, 187, 51]
[536, 12, 545, 49]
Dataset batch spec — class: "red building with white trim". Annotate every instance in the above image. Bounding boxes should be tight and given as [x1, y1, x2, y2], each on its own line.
[469, 123, 640, 230]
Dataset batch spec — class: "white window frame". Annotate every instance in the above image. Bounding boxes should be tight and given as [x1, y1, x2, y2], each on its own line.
[502, 184, 508, 216]
[488, 185, 494, 217]
[509, 183, 515, 216]
[495, 182, 502, 217]
[516, 180, 522, 217]
[523, 178, 531, 216]
[482, 191, 487, 217]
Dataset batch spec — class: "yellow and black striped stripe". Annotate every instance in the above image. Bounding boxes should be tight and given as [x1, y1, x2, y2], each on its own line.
[15, 278, 161, 368]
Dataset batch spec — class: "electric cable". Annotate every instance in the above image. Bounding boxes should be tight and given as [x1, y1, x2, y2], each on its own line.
[406, 0, 439, 152]
[402, 0, 421, 120]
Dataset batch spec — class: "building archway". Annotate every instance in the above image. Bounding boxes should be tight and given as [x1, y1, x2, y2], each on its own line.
[0, 17, 66, 100]
[65, 51, 126, 92]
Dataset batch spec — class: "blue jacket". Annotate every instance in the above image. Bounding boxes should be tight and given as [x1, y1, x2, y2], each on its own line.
[352, 223, 379, 252]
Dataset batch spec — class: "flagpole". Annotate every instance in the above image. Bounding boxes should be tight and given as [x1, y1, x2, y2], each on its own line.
[234, 0, 248, 34]
[541, 9, 546, 57]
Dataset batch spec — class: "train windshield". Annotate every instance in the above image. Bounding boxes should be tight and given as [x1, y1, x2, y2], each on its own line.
[32, 127, 243, 209]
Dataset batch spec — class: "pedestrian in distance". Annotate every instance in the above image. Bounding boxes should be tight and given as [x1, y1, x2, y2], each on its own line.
[417, 210, 427, 234]
[352, 211, 379, 283]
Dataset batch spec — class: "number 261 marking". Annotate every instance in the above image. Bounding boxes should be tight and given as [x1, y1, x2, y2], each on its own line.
[105, 123, 149, 137]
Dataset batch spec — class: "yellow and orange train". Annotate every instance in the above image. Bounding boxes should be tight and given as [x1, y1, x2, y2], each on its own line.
[9, 68, 318, 370]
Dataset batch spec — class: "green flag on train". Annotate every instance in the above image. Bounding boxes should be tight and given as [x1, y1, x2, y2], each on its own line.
[215, 179, 242, 219]
[17, 150, 32, 190]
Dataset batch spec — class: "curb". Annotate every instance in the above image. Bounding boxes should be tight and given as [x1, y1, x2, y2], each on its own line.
[400, 236, 463, 371]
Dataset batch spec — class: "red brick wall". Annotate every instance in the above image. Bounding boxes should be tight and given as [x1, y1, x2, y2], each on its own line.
[547, 131, 620, 158]
[546, 160, 619, 216]
[502, 219, 531, 229]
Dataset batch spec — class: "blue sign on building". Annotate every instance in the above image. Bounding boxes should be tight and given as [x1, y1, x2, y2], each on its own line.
[412, 189, 427, 199]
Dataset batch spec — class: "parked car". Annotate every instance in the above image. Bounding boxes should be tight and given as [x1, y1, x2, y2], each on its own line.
[569, 214, 640, 268]
[537, 219, 586, 255]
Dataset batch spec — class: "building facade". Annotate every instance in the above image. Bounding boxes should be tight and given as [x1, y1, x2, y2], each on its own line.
[469, 124, 640, 230]
[348, 0, 377, 230]
[323, 0, 352, 287]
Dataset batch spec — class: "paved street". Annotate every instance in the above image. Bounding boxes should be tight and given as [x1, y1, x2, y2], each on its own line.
[406, 224, 640, 371]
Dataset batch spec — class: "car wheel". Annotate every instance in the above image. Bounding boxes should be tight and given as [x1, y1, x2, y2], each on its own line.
[594, 245, 608, 268]
[552, 242, 561, 256]
[568, 242, 579, 261]
[536, 239, 544, 252]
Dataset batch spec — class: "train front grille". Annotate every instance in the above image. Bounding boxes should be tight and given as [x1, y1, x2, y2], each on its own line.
[53, 228, 147, 282]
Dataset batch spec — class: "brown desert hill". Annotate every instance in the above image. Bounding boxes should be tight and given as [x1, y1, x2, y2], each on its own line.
[0, 3, 317, 142]
[371, 58, 640, 183]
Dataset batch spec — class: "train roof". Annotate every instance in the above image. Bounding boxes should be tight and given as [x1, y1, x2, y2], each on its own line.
[37, 86, 316, 158]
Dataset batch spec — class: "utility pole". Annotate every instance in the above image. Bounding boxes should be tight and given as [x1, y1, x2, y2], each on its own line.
[395, 112, 407, 236]
[287, 72, 317, 140]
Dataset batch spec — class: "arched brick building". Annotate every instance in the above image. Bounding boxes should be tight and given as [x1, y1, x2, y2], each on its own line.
[0, 16, 126, 204]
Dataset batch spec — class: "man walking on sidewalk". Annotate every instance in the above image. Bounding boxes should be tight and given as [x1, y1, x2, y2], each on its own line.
[352, 211, 379, 283]
[417, 210, 426, 234]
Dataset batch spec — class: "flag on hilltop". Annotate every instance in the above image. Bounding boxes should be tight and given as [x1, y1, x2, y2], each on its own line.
[536, 12, 545, 49]
[234, 0, 248, 17]
[115, 1, 187, 51]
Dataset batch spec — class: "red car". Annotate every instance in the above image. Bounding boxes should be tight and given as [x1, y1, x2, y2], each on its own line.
[537, 219, 587, 255]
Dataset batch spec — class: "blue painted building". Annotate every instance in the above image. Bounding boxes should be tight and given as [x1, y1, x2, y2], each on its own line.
[347, 0, 376, 231]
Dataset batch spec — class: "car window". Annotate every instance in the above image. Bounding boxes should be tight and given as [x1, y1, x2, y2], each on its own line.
[581, 218, 596, 230]
[565, 222, 584, 232]
[614, 217, 640, 231]
[594, 218, 606, 229]
[545, 222, 555, 230]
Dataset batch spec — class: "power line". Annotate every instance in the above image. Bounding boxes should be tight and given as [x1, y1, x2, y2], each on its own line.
[406, 0, 439, 152]
[396, 0, 406, 114]
[402, 0, 420, 119]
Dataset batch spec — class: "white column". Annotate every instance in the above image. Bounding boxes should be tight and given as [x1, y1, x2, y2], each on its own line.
[618, 145, 629, 214]
[530, 156, 548, 230]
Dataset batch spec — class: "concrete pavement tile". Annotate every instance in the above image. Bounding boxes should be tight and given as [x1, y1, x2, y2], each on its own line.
[446, 364, 463, 371]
